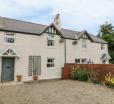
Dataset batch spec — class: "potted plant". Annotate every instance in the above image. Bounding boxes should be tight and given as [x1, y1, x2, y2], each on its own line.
[33, 75, 38, 80]
[33, 69, 38, 80]
[16, 75, 22, 82]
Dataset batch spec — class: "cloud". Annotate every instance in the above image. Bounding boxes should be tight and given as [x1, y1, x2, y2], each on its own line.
[0, 0, 114, 34]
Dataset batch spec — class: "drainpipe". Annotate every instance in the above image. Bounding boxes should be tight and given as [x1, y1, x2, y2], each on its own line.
[0, 58, 2, 83]
[64, 39, 66, 64]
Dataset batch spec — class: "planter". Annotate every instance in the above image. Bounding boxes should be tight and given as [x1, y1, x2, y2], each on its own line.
[16, 75, 22, 82]
[33, 75, 38, 80]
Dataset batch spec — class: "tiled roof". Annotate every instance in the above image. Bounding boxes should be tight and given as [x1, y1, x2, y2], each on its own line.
[0, 17, 107, 43]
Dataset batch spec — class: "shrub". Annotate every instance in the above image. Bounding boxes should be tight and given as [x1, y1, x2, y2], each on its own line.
[108, 83, 114, 88]
[89, 71, 101, 84]
[105, 72, 114, 88]
[70, 66, 89, 81]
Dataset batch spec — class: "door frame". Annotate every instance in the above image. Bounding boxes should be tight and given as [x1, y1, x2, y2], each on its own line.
[1, 57, 15, 82]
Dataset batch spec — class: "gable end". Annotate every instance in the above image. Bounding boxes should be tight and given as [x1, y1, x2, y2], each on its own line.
[40, 23, 63, 37]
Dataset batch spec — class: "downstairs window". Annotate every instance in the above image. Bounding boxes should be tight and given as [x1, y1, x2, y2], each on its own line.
[47, 58, 55, 67]
[28, 56, 41, 76]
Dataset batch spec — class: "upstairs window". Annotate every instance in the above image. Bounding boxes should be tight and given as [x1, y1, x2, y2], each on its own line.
[82, 34, 88, 39]
[5, 33, 15, 43]
[48, 40, 54, 46]
[47, 58, 55, 67]
[47, 34, 54, 46]
[82, 39, 87, 48]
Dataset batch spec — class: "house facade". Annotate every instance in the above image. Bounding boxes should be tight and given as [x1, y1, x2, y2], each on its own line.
[0, 14, 110, 82]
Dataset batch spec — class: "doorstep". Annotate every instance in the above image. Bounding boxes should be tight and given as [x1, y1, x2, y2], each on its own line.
[0, 81, 23, 86]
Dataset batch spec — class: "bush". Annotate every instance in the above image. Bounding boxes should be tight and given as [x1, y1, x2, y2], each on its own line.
[108, 83, 114, 88]
[70, 66, 89, 81]
[105, 82, 114, 89]
[104, 72, 114, 88]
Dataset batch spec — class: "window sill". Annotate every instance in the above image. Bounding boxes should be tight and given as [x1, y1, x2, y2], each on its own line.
[81, 48, 87, 51]
[4, 43, 15, 45]
[47, 46, 56, 49]
[47, 67, 55, 69]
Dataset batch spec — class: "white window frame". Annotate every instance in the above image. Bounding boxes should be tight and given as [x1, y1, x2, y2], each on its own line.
[28, 56, 41, 76]
[4, 33, 15, 44]
[75, 58, 87, 64]
[47, 40, 55, 46]
[47, 58, 55, 68]
[82, 34, 87, 39]
[81, 59, 87, 64]
[75, 59, 80, 63]
[82, 39, 87, 48]
[47, 34, 55, 46]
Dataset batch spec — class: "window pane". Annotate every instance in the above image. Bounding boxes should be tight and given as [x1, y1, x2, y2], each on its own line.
[82, 39, 87, 48]
[47, 64, 50, 67]
[47, 59, 50, 62]
[75, 59, 80, 63]
[28, 56, 33, 76]
[47, 58, 54, 67]
[5, 34, 15, 43]
[28, 56, 41, 76]
[81, 59, 87, 64]
[47, 40, 54, 46]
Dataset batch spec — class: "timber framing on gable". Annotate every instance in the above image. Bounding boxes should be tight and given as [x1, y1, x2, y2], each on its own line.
[79, 30, 94, 42]
[40, 23, 63, 37]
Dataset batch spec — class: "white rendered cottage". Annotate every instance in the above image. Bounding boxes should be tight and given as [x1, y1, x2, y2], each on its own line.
[0, 14, 110, 82]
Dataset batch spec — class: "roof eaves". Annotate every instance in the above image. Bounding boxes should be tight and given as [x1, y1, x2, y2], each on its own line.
[0, 29, 41, 36]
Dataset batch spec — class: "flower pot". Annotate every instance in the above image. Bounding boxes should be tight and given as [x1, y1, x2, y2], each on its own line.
[33, 75, 38, 80]
[16, 75, 22, 82]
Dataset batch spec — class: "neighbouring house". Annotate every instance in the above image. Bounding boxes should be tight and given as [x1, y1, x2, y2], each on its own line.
[0, 14, 110, 82]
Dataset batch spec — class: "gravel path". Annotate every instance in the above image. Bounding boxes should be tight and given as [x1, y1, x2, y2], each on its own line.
[0, 80, 114, 104]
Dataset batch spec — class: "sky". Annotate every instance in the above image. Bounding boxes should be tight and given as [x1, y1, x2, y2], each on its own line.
[0, 0, 114, 35]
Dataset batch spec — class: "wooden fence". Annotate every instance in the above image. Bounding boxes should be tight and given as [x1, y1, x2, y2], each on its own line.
[62, 63, 114, 81]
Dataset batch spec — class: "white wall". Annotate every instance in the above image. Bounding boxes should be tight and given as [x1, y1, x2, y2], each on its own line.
[66, 38, 108, 64]
[0, 31, 108, 81]
[0, 32, 65, 81]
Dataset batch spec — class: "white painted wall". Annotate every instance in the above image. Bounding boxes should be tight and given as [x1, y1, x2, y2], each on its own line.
[0, 32, 65, 81]
[66, 38, 108, 64]
[0, 31, 109, 82]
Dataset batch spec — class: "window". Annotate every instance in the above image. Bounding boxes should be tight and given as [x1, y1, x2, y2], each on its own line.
[82, 39, 87, 48]
[101, 43, 105, 50]
[102, 60, 106, 64]
[81, 59, 87, 64]
[47, 34, 54, 46]
[75, 59, 80, 63]
[75, 59, 87, 64]
[47, 40, 54, 46]
[82, 34, 87, 39]
[47, 58, 55, 67]
[5, 33, 15, 43]
[28, 56, 41, 76]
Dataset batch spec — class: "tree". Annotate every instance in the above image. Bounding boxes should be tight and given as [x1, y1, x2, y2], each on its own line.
[98, 22, 114, 37]
[98, 22, 114, 63]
